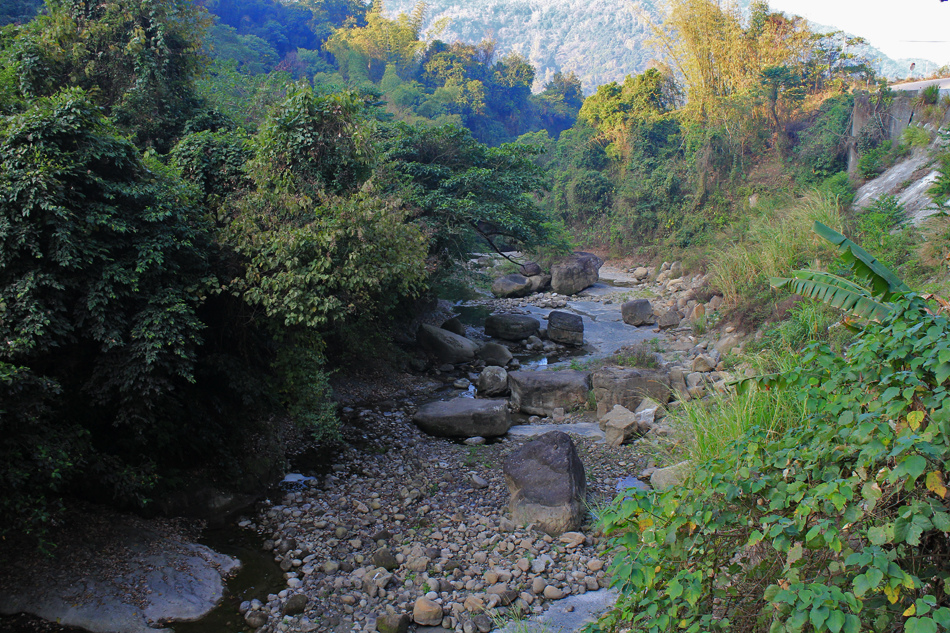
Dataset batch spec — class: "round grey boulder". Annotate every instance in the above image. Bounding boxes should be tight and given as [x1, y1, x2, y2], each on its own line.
[477, 366, 509, 396]
[485, 314, 540, 341]
[547, 310, 583, 346]
[413, 399, 511, 438]
[476, 342, 513, 367]
[621, 299, 654, 326]
[551, 252, 603, 295]
[491, 274, 533, 298]
[417, 324, 476, 364]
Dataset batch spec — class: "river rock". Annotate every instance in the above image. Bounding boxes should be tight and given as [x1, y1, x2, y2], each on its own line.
[689, 304, 706, 322]
[372, 548, 399, 571]
[377, 613, 410, 633]
[491, 274, 533, 298]
[650, 461, 691, 491]
[417, 324, 476, 364]
[691, 355, 715, 372]
[547, 310, 584, 346]
[413, 597, 443, 626]
[413, 399, 511, 438]
[633, 266, 650, 280]
[526, 274, 551, 293]
[503, 431, 586, 536]
[551, 252, 603, 295]
[245, 610, 269, 628]
[601, 405, 640, 447]
[621, 299, 654, 326]
[476, 342, 513, 367]
[283, 594, 308, 616]
[669, 261, 683, 279]
[441, 317, 466, 337]
[708, 295, 724, 312]
[477, 366, 509, 396]
[592, 367, 671, 418]
[508, 370, 591, 416]
[657, 309, 682, 329]
[520, 261, 542, 276]
[484, 314, 540, 341]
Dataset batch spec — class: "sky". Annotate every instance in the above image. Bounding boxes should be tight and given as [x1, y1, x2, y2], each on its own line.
[768, 0, 950, 65]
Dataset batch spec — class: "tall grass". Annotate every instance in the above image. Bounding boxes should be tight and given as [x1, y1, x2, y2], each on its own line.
[711, 192, 845, 305]
[668, 354, 808, 466]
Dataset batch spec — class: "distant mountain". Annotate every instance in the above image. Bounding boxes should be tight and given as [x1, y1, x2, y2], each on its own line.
[386, 0, 939, 93]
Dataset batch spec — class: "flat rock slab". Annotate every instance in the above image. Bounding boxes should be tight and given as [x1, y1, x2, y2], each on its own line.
[498, 588, 618, 633]
[413, 398, 511, 438]
[0, 520, 239, 633]
[508, 422, 605, 442]
[508, 370, 591, 416]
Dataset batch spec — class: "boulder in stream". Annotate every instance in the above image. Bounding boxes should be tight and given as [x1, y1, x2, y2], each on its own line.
[491, 274, 533, 298]
[508, 370, 591, 416]
[412, 398, 511, 438]
[592, 367, 671, 418]
[416, 324, 476, 364]
[621, 299, 654, 326]
[485, 314, 540, 341]
[546, 310, 584, 346]
[551, 252, 603, 295]
[476, 342, 513, 367]
[477, 366, 509, 396]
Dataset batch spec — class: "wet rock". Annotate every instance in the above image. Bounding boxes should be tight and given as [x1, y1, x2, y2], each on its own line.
[491, 274, 533, 298]
[621, 299, 654, 326]
[547, 310, 584, 346]
[413, 399, 511, 438]
[508, 370, 592, 416]
[485, 314, 541, 341]
[283, 594, 308, 616]
[504, 431, 586, 536]
[417, 324, 477, 364]
[476, 342, 513, 367]
[592, 368, 671, 418]
[245, 610, 269, 628]
[477, 366, 509, 396]
[551, 252, 603, 295]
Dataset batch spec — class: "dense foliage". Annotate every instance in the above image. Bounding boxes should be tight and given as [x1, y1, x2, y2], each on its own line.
[599, 294, 950, 633]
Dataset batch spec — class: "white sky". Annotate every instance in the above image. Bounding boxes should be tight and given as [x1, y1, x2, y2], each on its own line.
[768, 0, 950, 64]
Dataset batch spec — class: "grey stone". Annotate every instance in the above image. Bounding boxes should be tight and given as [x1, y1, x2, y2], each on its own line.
[592, 367, 671, 418]
[417, 324, 477, 364]
[633, 267, 650, 280]
[491, 274, 533, 298]
[525, 274, 551, 293]
[283, 594, 308, 616]
[371, 548, 399, 571]
[477, 366, 509, 396]
[715, 334, 740, 355]
[685, 372, 705, 389]
[600, 405, 640, 447]
[476, 342, 513, 367]
[691, 355, 715, 372]
[441, 317, 466, 337]
[547, 311, 584, 346]
[621, 299, 654, 326]
[377, 613, 410, 633]
[246, 610, 269, 628]
[508, 370, 591, 416]
[657, 309, 682, 329]
[485, 314, 540, 341]
[650, 461, 691, 491]
[520, 261, 543, 276]
[504, 431, 586, 536]
[413, 399, 511, 438]
[551, 252, 603, 295]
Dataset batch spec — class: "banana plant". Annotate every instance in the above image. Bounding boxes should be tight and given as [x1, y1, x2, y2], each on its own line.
[770, 221, 909, 320]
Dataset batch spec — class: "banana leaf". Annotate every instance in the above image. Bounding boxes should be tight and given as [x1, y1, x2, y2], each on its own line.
[770, 270, 892, 321]
[813, 221, 909, 300]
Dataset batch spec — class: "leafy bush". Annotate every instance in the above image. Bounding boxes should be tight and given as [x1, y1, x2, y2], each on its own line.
[598, 295, 950, 633]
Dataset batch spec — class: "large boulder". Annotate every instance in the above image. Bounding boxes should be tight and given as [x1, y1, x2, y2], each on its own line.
[491, 274, 533, 298]
[416, 324, 476, 364]
[477, 366, 509, 396]
[476, 342, 513, 367]
[485, 314, 540, 341]
[508, 370, 591, 416]
[525, 274, 551, 293]
[621, 299, 654, 326]
[504, 431, 586, 536]
[550, 252, 603, 295]
[546, 311, 583, 346]
[520, 261, 542, 276]
[591, 367, 671, 418]
[412, 399, 511, 438]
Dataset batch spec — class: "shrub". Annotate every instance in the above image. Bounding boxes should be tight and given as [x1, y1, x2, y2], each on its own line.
[598, 295, 950, 633]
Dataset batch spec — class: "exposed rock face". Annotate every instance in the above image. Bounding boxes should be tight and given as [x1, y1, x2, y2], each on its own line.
[477, 366, 509, 396]
[508, 370, 592, 416]
[591, 367, 671, 418]
[484, 314, 540, 341]
[416, 324, 476, 364]
[546, 310, 583, 346]
[621, 299, 654, 326]
[504, 431, 586, 536]
[550, 252, 603, 295]
[491, 274, 533, 298]
[476, 342, 513, 367]
[412, 399, 511, 438]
